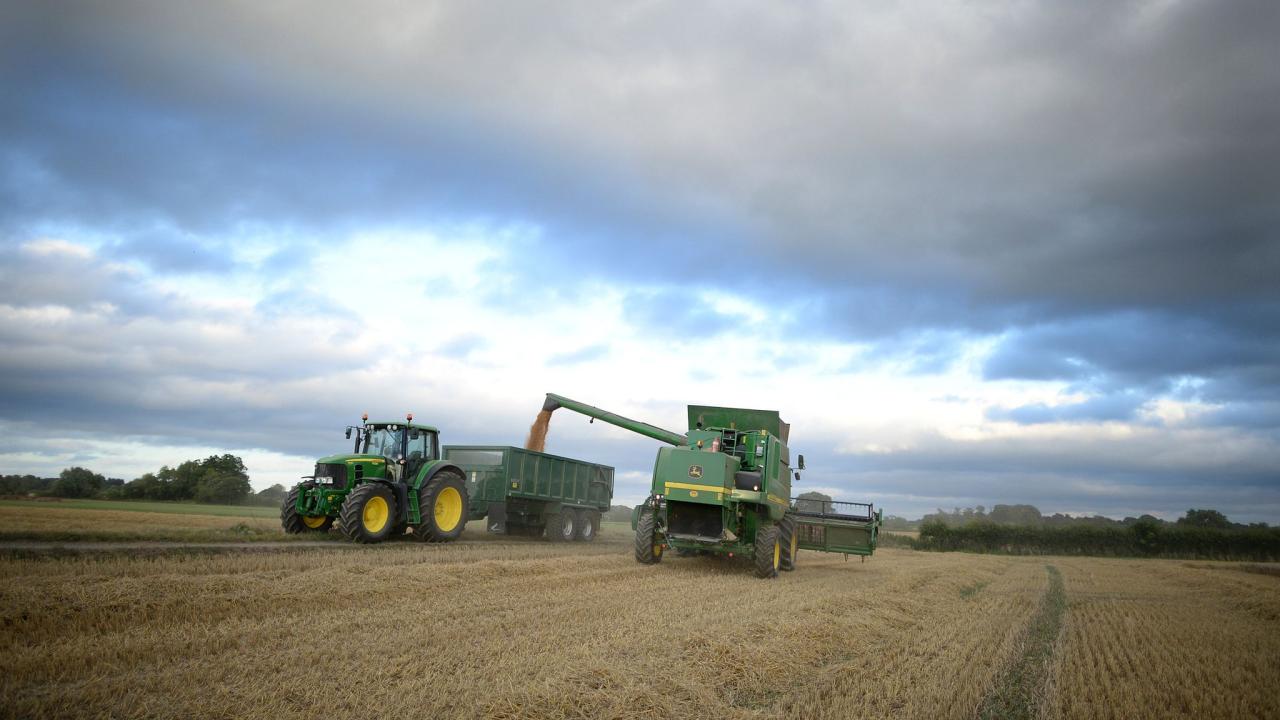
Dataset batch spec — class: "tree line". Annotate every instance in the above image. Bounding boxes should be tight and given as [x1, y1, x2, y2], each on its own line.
[0, 455, 288, 506]
[910, 508, 1279, 561]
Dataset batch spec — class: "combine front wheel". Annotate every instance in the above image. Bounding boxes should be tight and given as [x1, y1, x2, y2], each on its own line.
[779, 514, 798, 571]
[635, 510, 663, 564]
[339, 483, 396, 544]
[754, 523, 781, 578]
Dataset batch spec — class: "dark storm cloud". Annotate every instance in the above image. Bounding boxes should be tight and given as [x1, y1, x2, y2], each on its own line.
[986, 394, 1150, 425]
[4, 1, 1277, 320]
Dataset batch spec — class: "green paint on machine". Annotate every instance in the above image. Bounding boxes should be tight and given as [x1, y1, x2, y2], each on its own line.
[281, 414, 613, 545]
[544, 393, 881, 578]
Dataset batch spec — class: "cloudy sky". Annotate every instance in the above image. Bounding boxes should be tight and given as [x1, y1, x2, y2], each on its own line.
[2, 1, 1277, 521]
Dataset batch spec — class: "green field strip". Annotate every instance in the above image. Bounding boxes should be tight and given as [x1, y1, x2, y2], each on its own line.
[977, 564, 1066, 720]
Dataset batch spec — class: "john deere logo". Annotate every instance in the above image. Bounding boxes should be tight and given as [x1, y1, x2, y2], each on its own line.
[689, 465, 703, 479]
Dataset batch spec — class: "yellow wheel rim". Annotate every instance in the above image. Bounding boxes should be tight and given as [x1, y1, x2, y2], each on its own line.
[302, 515, 328, 529]
[362, 495, 389, 533]
[654, 544, 663, 559]
[790, 532, 797, 558]
[772, 540, 780, 569]
[434, 486, 463, 531]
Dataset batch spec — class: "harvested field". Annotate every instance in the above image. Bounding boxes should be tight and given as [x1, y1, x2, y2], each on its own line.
[0, 503, 288, 543]
[0, 506, 1277, 719]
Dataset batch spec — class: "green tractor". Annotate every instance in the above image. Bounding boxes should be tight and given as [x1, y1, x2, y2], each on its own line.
[281, 414, 469, 543]
[542, 394, 881, 578]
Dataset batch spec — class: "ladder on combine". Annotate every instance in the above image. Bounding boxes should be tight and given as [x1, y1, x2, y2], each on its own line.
[792, 499, 882, 559]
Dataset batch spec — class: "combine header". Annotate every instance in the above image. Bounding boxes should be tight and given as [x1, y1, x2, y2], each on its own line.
[542, 394, 881, 578]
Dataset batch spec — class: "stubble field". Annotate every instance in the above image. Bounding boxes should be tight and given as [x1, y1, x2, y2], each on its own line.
[0, 503, 1277, 719]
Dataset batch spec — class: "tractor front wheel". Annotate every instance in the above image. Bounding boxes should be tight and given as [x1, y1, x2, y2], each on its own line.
[412, 471, 469, 542]
[281, 486, 333, 533]
[754, 522, 781, 578]
[339, 483, 396, 544]
[635, 509, 663, 564]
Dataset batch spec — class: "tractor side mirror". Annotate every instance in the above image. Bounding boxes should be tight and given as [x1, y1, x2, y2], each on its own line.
[345, 428, 352, 439]
[798, 454, 805, 470]
[794, 471, 801, 482]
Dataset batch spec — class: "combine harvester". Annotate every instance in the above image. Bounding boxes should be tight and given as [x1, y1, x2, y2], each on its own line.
[542, 393, 881, 578]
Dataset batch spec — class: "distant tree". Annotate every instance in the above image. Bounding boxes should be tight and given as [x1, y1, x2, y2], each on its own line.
[795, 491, 834, 513]
[1131, 517, 1163, 555]
[118, 454, 252, 503]
[0, 474, 54, 495]
[255, 484, 287, 505]
[882, 515, 915, 531]
[195, 472, 252, 504]
[989, 504, 1043, 526]
[603, 505, 634, 522]
[49, 467, 106, 498]
[1177, 509, 1231, 529]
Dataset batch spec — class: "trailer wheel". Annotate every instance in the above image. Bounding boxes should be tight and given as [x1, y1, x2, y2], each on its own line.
[635, 510, 663, 564]
[754, 523, 781, 578]
[547, 510, 576, 542]
[577, 509, 599, 542]
[412, 471, 469, 543]
[339, 483, 396, 544]
[779, 514, 798, 571]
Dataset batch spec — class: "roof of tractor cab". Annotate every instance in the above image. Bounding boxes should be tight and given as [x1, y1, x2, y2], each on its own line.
[365, 420, 441, 433]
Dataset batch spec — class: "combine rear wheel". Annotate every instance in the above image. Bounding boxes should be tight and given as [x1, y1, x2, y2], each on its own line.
[754, 523, 781, 578]
[339, 483, 396, 543]
[779, 514, 798, 571]
[635, 510, 663, 564]
[412, 471, 469, 542]
[281, 486, 333, 533]
[547, 510, 576, 542]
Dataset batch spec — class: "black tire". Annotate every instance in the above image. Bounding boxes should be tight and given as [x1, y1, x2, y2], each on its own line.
[547, 509, 577, 542]
[577, 509, 600, 542]
[779, 513, 798, 571]
[339, 483, 396, 544]
[754, 522, 781, 578]
[635, 509, 663, 564]
[412, 471, 469, 542]
[281, 486, 333, 533]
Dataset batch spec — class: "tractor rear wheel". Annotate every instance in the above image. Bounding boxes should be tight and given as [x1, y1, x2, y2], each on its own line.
[547, 509, 576, 542]
[577, 509, 600, 542]
[281, 486, 333, 533]
[754, 522, 781, 578]
[635, 509, 663, 564]
[412, 471, 469, 542]
[779, 513, 798, 571]
[339, 483, 396, 543]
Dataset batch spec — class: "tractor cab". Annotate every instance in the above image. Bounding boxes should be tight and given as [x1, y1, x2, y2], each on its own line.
[353, 419, 440, 481]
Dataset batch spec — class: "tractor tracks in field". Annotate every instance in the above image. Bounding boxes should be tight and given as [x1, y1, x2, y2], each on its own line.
[977, 564, 1066, 720]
